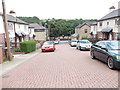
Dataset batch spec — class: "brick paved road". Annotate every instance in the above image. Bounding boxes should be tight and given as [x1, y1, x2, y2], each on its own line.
[2, 43, 119, 88]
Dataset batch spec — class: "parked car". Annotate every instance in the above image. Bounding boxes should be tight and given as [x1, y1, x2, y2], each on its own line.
[70, 40, 78, 47]
[41, 41, 55, 52]
[54, 38, 60, 44]
[90, 40, 120, 69]
[76, 40, 92, 50]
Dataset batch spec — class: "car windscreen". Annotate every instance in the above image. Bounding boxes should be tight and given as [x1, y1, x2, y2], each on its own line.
[44, 42, 53, 45]
[80, 40, 90, 43]
[107, 41, 120, 50]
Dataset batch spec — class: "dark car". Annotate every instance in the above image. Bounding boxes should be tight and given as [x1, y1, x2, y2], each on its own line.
[90, 40, 120, 69]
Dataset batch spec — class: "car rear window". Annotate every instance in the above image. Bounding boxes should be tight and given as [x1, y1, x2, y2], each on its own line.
[44, 42, 53, 45]
[80, 40, 90, 43]
[71, 40, 78, 42]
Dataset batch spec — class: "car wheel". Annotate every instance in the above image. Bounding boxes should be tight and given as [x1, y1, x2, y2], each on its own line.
[76, 47, 78, 49]
[91, 51, 95, 59]
[107, 57, 115, 69]
[42, 51, 44, 52]
[79, 47, 82, 51]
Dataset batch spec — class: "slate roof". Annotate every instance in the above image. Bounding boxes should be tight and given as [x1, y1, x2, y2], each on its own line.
[29, 23, 46, 30]
[99, 9, 120, 21]
[75, 22, 96, 29]
[71, 33, 79, 37]
[7, 15, 28, 25]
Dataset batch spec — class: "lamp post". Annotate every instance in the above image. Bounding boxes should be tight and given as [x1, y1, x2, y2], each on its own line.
[2, 0, 13, 60]
[45, 22, 51, 41]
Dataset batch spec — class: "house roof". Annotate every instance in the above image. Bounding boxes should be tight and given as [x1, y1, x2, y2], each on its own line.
[75, 22, 96, 29]
[7, 15, 28, 25]
[99, 9, 120, 21]
[71, 33, 79, 38]
[29, 23, 46, 30]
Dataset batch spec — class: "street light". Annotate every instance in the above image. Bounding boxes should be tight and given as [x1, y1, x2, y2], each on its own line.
[45, 21, 51, 41]
[2, 0, 13, 60]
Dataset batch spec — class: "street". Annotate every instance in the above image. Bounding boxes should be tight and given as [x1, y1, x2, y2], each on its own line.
[2, 42, 119, 88]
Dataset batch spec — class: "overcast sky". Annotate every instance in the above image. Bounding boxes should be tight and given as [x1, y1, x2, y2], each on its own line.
[1, 0, 120, 19]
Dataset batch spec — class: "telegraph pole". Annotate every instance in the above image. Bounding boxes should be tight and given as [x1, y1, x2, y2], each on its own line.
[2, 0, 13, 60]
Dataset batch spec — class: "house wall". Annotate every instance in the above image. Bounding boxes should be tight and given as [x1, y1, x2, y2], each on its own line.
[0, 33, 5, 63]
[35, 32, 46, 41]
[0, 15, 4, 34]
[15, 23, 29, 35]
[91, 25, 97, 38]
[0, 15, 5, 63]
[97, 18, 119, 40]
[76, 25, 91, 40]
[0, 47, 3, 63]
[15, 23, 29, 42]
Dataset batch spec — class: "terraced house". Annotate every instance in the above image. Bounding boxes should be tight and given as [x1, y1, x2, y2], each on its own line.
[97, 9, 120, 40]
[7, 15, 29, 47]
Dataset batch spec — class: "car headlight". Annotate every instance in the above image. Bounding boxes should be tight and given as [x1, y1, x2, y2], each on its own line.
[116, 56, 120, 60]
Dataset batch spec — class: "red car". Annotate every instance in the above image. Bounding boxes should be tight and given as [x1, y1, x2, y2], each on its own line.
[41, 41, 55, 52]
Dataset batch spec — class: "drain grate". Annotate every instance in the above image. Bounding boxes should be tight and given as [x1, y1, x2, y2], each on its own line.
[2, 75, 10, 78]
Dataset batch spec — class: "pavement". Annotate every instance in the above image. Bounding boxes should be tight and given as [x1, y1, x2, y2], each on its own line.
[0, 49, 41, 77]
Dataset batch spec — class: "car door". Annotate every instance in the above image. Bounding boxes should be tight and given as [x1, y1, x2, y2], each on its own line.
[96, 42, 108, 62]
[93, 42, 101, 58]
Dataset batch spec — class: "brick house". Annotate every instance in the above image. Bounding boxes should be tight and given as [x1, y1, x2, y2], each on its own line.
[0, 13, 5, 63]
[97, 9, 120, 40]
[75, 22, 95, 40]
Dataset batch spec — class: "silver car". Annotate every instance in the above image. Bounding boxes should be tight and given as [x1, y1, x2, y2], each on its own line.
[76, 40, 92, 50]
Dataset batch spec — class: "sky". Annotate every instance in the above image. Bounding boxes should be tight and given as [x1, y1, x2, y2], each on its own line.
[1, 0, 120, 20]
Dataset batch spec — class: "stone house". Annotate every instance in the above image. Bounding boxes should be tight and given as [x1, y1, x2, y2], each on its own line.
[97, 9, 120, 40]
[75, 22, 94, 40]
[29, 23, 48, 41]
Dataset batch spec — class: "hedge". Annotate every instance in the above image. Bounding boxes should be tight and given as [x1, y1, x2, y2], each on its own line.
[20, 40, 36, 53]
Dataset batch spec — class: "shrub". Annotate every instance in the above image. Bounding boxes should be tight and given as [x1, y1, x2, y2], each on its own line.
[12, 48, 21, 52]
[81, 35, 88, 39]
[20, 40, 36, 53]
[87, 38, 100, 44]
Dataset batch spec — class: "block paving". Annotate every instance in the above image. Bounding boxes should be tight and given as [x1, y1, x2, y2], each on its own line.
[1, 44, 119, 88]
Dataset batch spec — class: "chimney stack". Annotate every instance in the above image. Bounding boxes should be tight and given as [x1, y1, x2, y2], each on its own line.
[109, 6, 115, 12]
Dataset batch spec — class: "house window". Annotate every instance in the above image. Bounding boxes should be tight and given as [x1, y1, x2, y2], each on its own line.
[118, 19, 120, 25]
[115, 19, 118, 25]
[85, 29, 87, 33]
[107, 22, 109, 25]
[100, 22, 102, 26]
[24, 26, 27, 30]
[18, 25, 20, 29]
[115, 33, 120, 40]
[8, 23, 13, 30]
